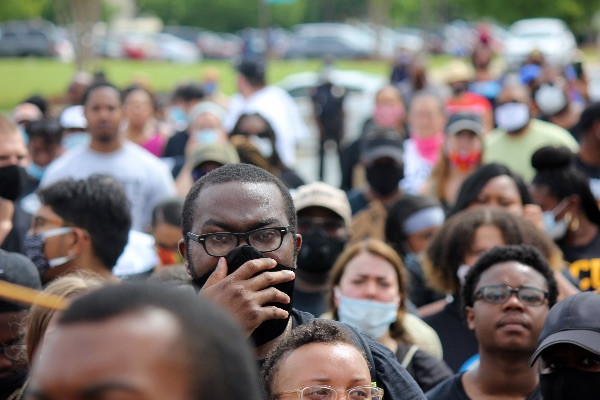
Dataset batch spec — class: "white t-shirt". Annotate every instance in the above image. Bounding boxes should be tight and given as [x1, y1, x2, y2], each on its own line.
[400, 139, 434, 194]
[41, 142, 176, 232]
[224, 86, 309, 166]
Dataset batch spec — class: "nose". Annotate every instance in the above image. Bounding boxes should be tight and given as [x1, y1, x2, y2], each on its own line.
[364, 280, 378, 300]
[503, 291, 526, 310]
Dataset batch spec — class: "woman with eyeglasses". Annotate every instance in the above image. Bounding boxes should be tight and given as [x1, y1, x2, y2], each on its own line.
[530, 146, 600, 292]
[261, 319, 384, 400]
[324, 239, 453, 392]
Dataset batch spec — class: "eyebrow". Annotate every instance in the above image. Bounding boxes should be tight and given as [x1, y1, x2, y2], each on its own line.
[200, 218, 280, 232]
[29, 382, 141, 400]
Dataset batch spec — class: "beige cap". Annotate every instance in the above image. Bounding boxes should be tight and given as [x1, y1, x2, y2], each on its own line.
[186, 142, 240, 170]
[293, 182, 351, 227]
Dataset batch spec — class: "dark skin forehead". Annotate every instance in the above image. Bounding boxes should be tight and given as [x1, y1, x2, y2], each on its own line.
[84, 86, 121, 107]
[192, 181, 290, 233]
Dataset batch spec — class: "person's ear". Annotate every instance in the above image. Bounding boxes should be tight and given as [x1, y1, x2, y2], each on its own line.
[178, 239, 191, 275]
[333, 285, 342, 308]
[465, 306, 476, 332]
[294, 233, 302, 254]
[65, 228, 89, 259]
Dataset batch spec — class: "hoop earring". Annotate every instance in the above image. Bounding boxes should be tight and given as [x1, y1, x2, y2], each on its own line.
[569, 213, 580, 232]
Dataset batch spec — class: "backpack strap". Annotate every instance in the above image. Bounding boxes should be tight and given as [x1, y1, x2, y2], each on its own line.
[401, 345, 419, 369]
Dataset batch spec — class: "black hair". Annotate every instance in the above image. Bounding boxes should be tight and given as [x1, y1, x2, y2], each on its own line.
[449, 163, 532, 216]
[576, 101, 600, 133]
[230, 113, 282, 167]
[423, 208, 563, 295]
[81, 81, 120, 106]
[260, 319, 366, 399]
[24, 95, 47, 115]
[37, 175, 131, 270]
[59, 283, 263, 400]
[461, 244, 558, 316]
[531, 146, 600, 226]
[385, 194, 441, 258]
[26, 118, 63, 146]
[171, 83, 205, 103]
[181, 163, 297, 247]
[121, 85, 157, 111]
[152, 197, 184, 228]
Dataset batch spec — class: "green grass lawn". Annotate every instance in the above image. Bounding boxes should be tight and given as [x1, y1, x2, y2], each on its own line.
[0, 57, 399, 112]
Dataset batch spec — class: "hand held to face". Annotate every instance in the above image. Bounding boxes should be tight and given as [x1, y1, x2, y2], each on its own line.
[199, 246, 295, 345]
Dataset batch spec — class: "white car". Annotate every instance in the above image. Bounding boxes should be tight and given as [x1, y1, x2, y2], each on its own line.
[276, 70, 386, 145]
[503, 18, 577, 68]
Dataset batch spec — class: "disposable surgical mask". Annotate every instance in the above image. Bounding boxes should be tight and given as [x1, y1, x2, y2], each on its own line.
[194, 129, 219, 144]
[543, 198, 570, 241]
[335, 289, 399, 339]
[250, 136, 273, 158]
[495, 102, 530, 132]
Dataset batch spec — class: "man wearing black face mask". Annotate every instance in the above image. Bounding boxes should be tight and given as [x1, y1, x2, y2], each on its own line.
[529, 292, 600, 400]
[292, 182, 351, 316]
[0, 115, 31, 254]
[179, 163, 426, 400]
[348, 128, 405, 243]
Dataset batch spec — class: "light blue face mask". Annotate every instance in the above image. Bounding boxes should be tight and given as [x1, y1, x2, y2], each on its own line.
[27, 162, 46, 181]
[62, 132, 90, 150]
[250, 136, 273, 158]
[335, 289, 399, 339]
[194, 129, 219, 144]
[542, 198, 570, 241]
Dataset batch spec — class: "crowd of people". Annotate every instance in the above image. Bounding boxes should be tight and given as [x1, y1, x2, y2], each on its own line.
[1, 30, 600, 399]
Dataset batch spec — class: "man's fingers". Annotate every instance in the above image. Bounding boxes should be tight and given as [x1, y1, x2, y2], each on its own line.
[201, 257, 228, 288]
[247, 269, 295, 291]
[254, 286, 291, 306]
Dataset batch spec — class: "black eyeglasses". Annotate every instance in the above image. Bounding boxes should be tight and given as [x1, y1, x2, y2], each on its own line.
[187, 226, 291, 257]
[475, 285, 548, 306]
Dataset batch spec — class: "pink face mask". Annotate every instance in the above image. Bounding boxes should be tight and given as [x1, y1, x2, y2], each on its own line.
[412, 132, 445, 165]
[374, 103, 405, 128]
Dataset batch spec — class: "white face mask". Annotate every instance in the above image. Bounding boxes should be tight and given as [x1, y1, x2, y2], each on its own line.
[457, 264, 470, 286]
[495, 102, 530, 132]
[335, 289, 399, 339]
[249, 136, 273, 158]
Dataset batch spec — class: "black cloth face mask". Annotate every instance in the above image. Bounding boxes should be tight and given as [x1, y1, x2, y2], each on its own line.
[297, 228, 345, 285]
[540, 368, 600, 400]
[0, 164, 27, 201]
[366, 163, 403, 197]
[193, 245, 295, 347]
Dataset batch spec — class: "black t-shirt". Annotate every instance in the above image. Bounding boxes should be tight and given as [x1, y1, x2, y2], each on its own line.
[425, 372, 542, 400]
[291, 309, 427, 400]
[423, 300, 478, 373]
[162, 130, 189, 177]
[560, 230, 600, 291]
[396, 342, 453, 393]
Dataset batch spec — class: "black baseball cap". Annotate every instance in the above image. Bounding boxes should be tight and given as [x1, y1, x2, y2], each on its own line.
[446, 112, 484, 136]
[0, 250, 42, 312]
[530, 292, 600, 366]
[361, 128, 404, 164]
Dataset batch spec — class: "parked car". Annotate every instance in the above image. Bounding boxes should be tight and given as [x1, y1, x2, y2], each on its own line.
[276, 70, 386, 143]
[0, 20, 73, 59]
[503, 18, 577, 68]
[285, 23, 373, 59]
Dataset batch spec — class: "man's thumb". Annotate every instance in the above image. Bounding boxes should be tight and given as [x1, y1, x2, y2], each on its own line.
[202, 257, 228, 288]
